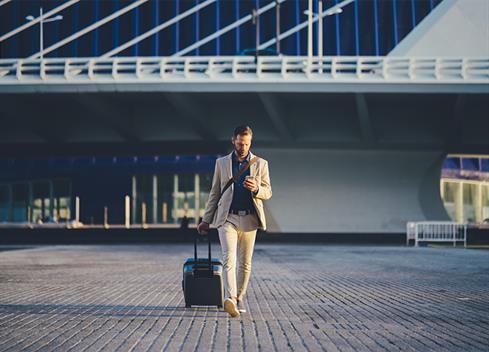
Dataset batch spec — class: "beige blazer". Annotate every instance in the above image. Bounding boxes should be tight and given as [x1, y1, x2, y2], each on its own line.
[202, 151, 272, 231]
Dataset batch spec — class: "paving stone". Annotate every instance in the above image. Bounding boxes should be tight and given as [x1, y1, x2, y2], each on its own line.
[0, 244, 488, 351]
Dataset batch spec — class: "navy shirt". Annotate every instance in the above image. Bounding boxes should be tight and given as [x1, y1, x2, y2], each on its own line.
[230, 151, 255, 211]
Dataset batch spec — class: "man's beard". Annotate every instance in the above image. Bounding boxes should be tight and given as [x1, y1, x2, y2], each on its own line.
[235, 148, 249, 159]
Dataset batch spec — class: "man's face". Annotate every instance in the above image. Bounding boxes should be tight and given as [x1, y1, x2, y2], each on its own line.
[232, 134, 252, 158]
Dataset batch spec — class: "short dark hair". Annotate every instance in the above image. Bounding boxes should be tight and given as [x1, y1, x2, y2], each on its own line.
[233, 125, 253, 138]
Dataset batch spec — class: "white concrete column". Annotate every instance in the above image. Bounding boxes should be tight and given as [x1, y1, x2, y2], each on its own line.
[125, 195, 130, 228]
[131, 175, 137, 224]
[103, 206, 109, 229]
[142, 202, 147, 229]
[75, 196, 80, 225]
[152, 175, 158, 224]
[173, 174, 179, 224]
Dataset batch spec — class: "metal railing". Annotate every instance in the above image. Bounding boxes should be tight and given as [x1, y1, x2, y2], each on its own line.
[0, 56, 488, 84]
[406, 221, 467, 248]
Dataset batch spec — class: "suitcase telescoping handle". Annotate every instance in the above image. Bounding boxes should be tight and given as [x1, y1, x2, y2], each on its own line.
[194, 232, 212, 268]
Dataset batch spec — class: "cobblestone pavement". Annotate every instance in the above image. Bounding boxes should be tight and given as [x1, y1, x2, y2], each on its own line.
[0, 244, 488, 352]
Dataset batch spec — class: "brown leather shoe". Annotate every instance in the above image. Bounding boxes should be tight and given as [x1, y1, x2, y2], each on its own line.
[224, 298, 240, 317]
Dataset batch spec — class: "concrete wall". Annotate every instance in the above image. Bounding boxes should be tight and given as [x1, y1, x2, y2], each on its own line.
[256, 148, 450, 233]
[389, 0, 489, 57]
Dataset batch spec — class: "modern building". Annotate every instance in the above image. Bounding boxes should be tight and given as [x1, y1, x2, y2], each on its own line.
[1, 154, 488, 229]
[0, 0, 488, 234]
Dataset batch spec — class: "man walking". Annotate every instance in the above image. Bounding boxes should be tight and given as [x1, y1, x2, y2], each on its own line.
[197, 125, 272, 318]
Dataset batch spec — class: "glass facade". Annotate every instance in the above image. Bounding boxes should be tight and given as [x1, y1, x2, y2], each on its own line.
[441, 155, 489, 224]
[0, 172, 212, 226]
[0, 178, 72, 224]
[441, 180, 489, 224]
[133, 172, 212, 225]
[0, 155, 217, 226]
[0, 185, 9, 222]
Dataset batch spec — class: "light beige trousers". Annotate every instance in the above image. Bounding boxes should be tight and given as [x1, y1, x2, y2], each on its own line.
[217, 213, 258, 300]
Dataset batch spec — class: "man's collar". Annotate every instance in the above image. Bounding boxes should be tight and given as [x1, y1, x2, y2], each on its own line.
[232, 150, 251, 162]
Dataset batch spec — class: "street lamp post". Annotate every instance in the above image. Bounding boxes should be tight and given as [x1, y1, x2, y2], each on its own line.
[307, 0, 313, 67]
[26, 7, 63, 60]
[276, 1, 281, 54]
[318, 0, 323, 69]
[252, 8, 259, 61]
[305, 2, 343, 73]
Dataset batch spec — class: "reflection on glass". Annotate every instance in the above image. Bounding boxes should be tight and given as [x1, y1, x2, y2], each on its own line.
[12, 183, 28, 222]
[0, 179, 71, 223]
[133, 173, 213, 225]
[441, 180, 489, 224]
[0, 185, 9, 222]
[482, 185, 489, 222]
[463, 183, 475, 223]
[441, 181, 457, 221]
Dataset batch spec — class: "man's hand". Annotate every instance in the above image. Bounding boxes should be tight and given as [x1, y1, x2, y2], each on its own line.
[243, 177, 259, 193]
[197, 221, 210, 235]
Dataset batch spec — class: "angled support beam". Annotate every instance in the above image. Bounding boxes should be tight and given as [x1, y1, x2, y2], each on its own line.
[257, 93, 293, 141]
[103, 0, 216, 58]
[258, 0, 355, 50]
[162, 93, 217, 141]
[75, 94, 141, 143]
[28, 0, 149, 59]
[0, 0, 13, 9]
[173, 0, 286, 57]
[0, 0, 80, 43]
[354, 93, 375, 144]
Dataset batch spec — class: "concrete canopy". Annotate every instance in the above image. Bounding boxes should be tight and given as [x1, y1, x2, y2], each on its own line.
[0, 88, 487, 233]
[0, 90, 487, 157]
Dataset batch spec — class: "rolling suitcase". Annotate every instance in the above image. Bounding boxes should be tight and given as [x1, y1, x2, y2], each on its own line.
[182, 234, 224, 308]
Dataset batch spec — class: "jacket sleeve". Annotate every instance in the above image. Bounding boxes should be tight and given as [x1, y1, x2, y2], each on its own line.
[202, 159, 222, 223]
[253, 160, 272, 200]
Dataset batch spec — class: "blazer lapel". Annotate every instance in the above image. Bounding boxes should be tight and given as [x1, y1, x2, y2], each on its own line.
[226, 152, 233, 188]
[249, 151, 257, 177]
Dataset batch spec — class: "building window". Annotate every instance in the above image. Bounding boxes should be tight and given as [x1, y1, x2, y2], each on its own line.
[0, 185, 10, 222]
[12, 183, 28, 222]
[133, 173, 212, 225]
[0, 178, 72, 223]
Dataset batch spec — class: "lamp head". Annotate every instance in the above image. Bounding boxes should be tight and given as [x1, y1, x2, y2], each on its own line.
[303, 10, 318, 18]
[325, 7, 343, 16]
